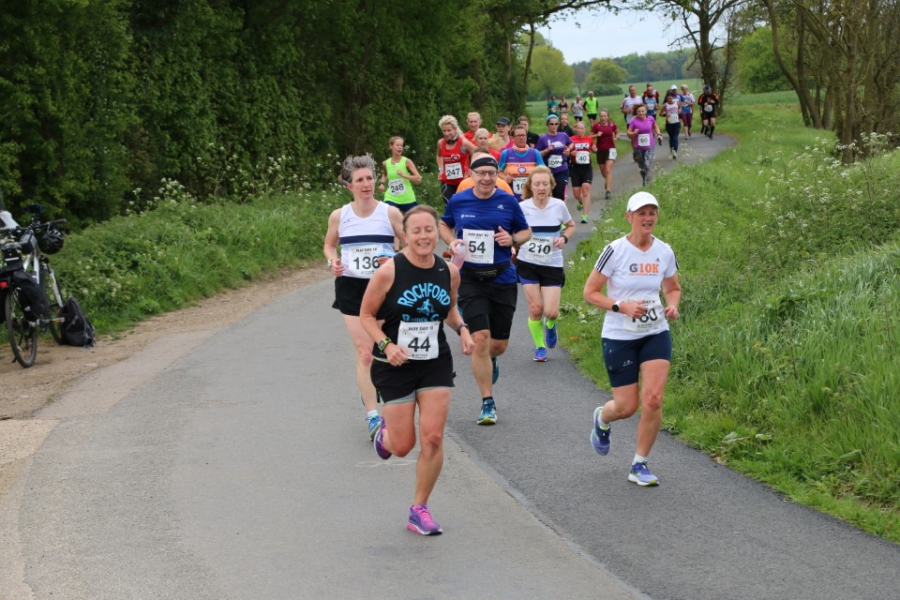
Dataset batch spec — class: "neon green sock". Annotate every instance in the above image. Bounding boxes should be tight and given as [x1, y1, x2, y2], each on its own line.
[545, 318, 557, 330]
[527, 318, 545, 348]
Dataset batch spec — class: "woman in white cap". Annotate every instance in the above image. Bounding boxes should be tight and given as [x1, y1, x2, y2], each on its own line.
[583, 191, 681, 486]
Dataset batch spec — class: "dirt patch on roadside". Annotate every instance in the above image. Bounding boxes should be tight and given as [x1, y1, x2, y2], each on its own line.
[0, 264, 329, 498]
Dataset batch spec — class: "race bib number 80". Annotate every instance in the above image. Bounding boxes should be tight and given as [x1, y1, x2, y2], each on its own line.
[622, 299, 665, 334]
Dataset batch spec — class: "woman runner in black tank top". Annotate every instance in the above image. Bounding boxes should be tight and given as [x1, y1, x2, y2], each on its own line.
[359, 206, 474, 535]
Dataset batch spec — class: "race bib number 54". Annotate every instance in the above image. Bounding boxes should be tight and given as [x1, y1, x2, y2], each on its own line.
[462, 229, 494, 264]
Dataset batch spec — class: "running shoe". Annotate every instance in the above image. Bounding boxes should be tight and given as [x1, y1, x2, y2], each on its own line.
[374, 417, 391, 459]
[628, 461, 659, 486]
[581, 215, 589, 224]
[491, 357, 500, 384]
[407, 504, 443, 535]
[477, 398, 497, 425]
[671, 149, 677, 160]
[576, 201, 583, 211]
[367, 413, 382, 441]
[590, 406, 611, 455]
[605, 190, 612, 200]
[544, 322, 558, 349]
[533, 347, 548, 362]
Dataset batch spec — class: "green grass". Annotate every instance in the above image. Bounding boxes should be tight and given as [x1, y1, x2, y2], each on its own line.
[561, 99, 900, 541]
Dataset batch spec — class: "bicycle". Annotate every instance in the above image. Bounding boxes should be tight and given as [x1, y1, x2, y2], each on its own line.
[0, 197, 67, 367]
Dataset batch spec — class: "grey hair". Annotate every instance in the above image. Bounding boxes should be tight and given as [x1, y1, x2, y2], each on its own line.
[339, 154, 377, 185]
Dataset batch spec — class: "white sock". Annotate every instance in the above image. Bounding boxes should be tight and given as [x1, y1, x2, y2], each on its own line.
[633, 454, 647, 465]
[367, 409, 378, 419]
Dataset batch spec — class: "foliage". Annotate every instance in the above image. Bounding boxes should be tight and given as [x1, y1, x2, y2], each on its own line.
[562, 100, 900, 541]
[584, 59, 629, 92]
[614, 50, 694, 83]
[735, 27, 791, 93]
[527, 45, 575, 99]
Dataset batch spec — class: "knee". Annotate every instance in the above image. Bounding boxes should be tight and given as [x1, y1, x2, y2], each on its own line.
[391, 434, 416, 457]
[419, 428, 444, 455]
[357, 345, 373, 367]
[528, 301, 544, 319]
[544, 307, 559, 320]
[642, 390, 664, 413]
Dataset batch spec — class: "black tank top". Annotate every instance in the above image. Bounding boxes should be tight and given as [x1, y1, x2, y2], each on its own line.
[374, 253, 452, 361]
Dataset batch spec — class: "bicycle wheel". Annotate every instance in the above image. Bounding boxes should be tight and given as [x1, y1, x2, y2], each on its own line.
[41, 265, 64, 344]
[4, 287, 38, 368]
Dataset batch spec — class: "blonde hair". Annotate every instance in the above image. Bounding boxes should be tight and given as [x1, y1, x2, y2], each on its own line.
[438, 115, 460, 131]
[521, 166, 556, 200]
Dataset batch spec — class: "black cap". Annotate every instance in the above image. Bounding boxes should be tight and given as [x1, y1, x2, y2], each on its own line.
[496, 117, 511, 126]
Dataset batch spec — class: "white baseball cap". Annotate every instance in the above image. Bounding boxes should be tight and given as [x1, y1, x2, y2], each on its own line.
[626, 191, 659, 212]
[670, 85, 678, 90]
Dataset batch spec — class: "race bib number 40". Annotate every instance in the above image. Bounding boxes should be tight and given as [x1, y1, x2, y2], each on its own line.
[346, 244, 381, 278]
[575, 151, 591, 165]
[462, 229, 494, 264]
[518, 235, 554, 265]
[388, 178, 407, 195]
[398, 321, 439, 360]
[622, 298, 665, 334]
[444, 162, 463, 180]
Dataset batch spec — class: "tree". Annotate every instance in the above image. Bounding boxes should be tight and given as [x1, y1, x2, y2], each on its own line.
[584, 58, 629, 91]
[571, 60, 591, 92]
[528, 45, 574, 98]
[735, 27, 790, 93]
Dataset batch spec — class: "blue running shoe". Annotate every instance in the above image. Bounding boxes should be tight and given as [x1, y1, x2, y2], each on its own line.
[533, 347, 548, 362]
[544, 322, 558, 349]
[491, 357, 500, 384]
[407, 504, 442, 535]
[367, 413, 382, 441]
[374, 417, 391, 460]
[628, 461, 659, 486]
[477, 399, 497, 425]
[590, 407, 611, 455]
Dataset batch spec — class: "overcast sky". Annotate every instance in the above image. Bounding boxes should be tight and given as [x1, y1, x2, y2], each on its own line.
[537, 9, 685, 63]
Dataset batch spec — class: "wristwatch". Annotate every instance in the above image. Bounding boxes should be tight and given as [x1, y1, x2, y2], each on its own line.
[611, 301, 621, 313]
[377, 338, 392, 352]
[456, 322, 469, 334]
[512, 233, 519, 246]
[560, 233, 569, 244]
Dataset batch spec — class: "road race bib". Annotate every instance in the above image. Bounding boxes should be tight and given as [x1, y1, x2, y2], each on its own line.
[704, 104, 714, 113]
[548, 155, 563, 169]
[518, 235, 554, 265]
[397, 321, 440, 360]
[622, 298, 665, 334]
[608, 148, 618, 161]
[575, 151, 591, 165]
[462, 229, 494, 264]
[513, 177, 527, 195]
[638, 133, 651, 147]
[667, 112, 680, 124]
[388, 178, 407, 196]
[444, 162, 463, 180]
[346, 244, 380, 278]
[646, 99, 656, 110]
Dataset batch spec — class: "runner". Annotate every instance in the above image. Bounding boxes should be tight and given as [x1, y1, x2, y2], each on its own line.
[360, 205, 474, 536]
[379, 136, 422, 212]
[456, 150, 514, 194]
[572, 95, 585, 122]
[323, 154, 405, 440]
[621, 86, 644, 132]
[559, 113, 575, 137]
[627, 105, 663, 187]
[517, 166, 576, 363]
[679, 84, 695, 138]
[584, 191, 681, 487]
[493, 116, 514, 151]
[517, 115, 540, 148]
[642, 83, 660, 119]
[568, 120, 596, 223]
[474, 127, 501, 161]
[591, 109, 619, 200]
[698, 85, 720, 139]
[536, 114, 573, 202]
[547, 95, 559, 117]
[558, 95, 569, 117]
[439, 155, 532, 425]
[463, 112, 485, 144]
[584, 91, 599, 124]
[499, 125, 544, 202]
[436, 115, 477, 204]
[661, 89, 682, 160]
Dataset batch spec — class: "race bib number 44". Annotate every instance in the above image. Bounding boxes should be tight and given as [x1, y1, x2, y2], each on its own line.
[398, 321, 439, 360]
[622, 298, 665, 334]
[346, 244, 381, 278]
[462, 229, 494, 264]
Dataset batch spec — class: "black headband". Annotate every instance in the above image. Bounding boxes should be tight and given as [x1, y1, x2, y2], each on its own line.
[470, 156, 499, 171]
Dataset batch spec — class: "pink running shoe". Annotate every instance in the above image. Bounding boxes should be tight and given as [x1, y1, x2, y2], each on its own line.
[407, 504, 442, 535]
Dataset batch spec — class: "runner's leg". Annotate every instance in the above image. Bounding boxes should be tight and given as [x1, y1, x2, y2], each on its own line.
[342, 314, 377, 412]
[412, 389, 451, 506]
[635, 359, 670, 457]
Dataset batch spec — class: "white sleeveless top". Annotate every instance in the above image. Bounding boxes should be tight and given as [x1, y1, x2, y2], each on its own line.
[338, 202, 395, 279]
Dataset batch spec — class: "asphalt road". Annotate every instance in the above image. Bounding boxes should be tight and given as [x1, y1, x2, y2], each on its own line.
[2, 133, 898, 599]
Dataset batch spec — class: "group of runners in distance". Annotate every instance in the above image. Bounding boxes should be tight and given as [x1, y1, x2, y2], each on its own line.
[324, 90, 693, 534]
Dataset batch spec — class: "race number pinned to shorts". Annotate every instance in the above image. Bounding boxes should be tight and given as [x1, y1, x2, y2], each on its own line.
[608, 148, 618, 161]
[462, 229, 494, 264]
[398, 321, 439, 360]
[575, 151, 591, 165]
[548, 155, 564, 169]
[346, 244, 381, 278]
[444, 162, 463, 180]
[622, 298, 665, 334]
[638, 134, 651, 147]
[518, 235, 554, 265]
[389, 178, 407, 196]
[704, 104, 714, 113]
[513, 177, 527, 195]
